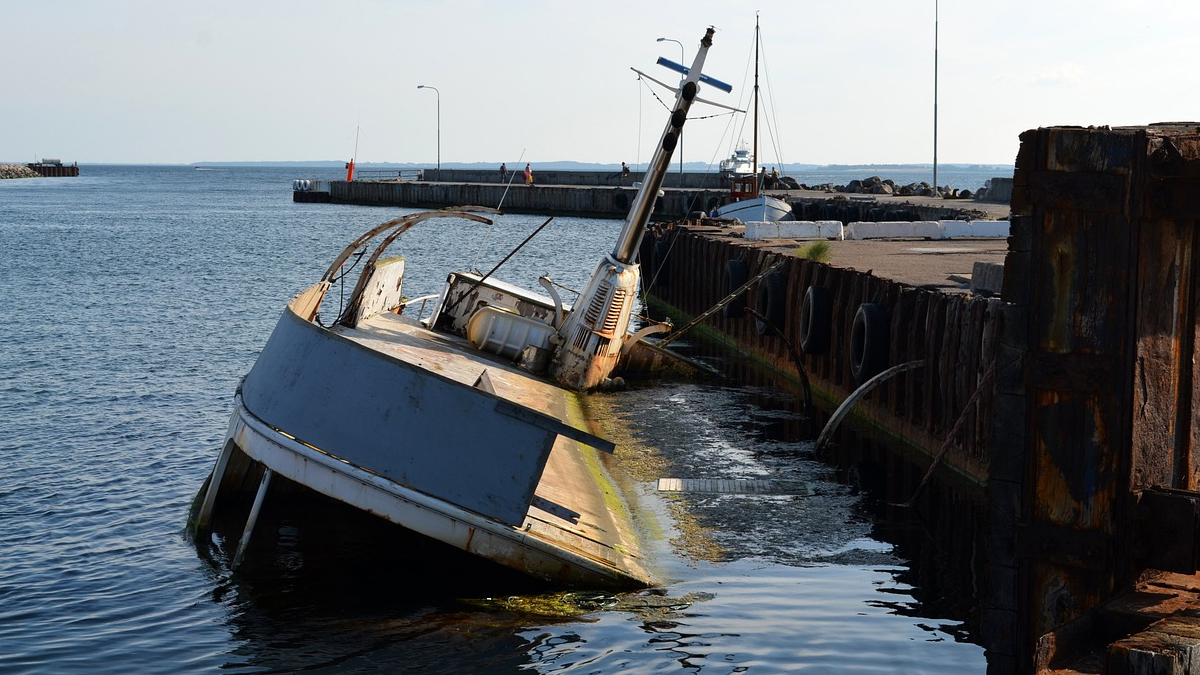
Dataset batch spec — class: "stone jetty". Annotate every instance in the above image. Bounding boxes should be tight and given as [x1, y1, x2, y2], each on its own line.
[0, 164, 39, 179]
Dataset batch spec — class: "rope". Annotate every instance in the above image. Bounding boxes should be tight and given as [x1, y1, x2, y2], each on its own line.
[475, 148, 526, 269]
[545, 278, 581, 297]
[897, 359, 997, 507]
[744, 306, 814, 417]
[326, 247, 367, 325]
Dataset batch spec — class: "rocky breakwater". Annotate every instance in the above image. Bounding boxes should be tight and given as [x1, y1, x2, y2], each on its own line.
[798, 174, 985, 200]
[1, 164, 39, 179]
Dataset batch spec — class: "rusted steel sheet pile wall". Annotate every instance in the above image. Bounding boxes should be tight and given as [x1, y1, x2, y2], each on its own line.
[640, 125, 1200, 673]
[641, 226, 1001, 486]
[993, 124, 1200, 673]
[27, 162, 78, 177]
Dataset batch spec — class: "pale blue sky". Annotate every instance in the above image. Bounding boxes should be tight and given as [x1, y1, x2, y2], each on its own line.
[3, 1, 1193, 166]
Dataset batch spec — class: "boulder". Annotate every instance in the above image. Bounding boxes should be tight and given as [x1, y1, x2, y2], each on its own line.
[0, 164, 39, 179]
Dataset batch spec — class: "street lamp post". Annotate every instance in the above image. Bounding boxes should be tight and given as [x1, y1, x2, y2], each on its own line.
[657, 37, 685, 187]
[932, 0, 939, 197]
[417, 84, 440, 181]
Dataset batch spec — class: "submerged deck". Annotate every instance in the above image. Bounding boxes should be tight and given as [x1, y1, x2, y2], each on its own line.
[335, 310, 650, 584]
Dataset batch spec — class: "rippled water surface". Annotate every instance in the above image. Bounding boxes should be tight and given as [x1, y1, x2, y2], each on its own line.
[0, 166, 985, 673]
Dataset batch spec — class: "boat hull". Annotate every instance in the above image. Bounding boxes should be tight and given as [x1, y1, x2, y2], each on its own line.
[713, 194, 793, 222]
[215, 400, 645, 587]
[193, 286, 651, 589]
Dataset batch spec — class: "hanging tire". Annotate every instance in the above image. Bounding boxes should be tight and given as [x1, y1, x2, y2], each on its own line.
[798, 285, 831, 354]
[651, 239, 671, 286]
[754, 272, 787, 335]
[849, 302, 889, 385]
[721, 259, 749, 319]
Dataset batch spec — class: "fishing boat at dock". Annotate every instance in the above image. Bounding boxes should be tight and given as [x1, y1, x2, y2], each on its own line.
[712, 15, 792, 223]
[188, 26, 731, 589]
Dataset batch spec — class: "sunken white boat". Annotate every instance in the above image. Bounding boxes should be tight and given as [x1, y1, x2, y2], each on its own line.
[189, 27, 731, 589]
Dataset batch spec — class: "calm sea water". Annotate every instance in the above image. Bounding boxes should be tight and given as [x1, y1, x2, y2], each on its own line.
[0, 165, 986, 674]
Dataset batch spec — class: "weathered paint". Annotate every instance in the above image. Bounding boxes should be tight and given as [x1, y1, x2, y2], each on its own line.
[240, 288, 608, 527]
[1005, 125, 1200, 672]
[349, 255, 405, 325]
[223, 404, 648, 587]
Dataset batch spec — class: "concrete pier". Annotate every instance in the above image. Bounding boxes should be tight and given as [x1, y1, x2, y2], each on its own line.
[299, 174, 1008, 223]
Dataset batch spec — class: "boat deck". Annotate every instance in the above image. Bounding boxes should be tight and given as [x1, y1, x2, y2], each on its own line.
[335, 310, 650, 585]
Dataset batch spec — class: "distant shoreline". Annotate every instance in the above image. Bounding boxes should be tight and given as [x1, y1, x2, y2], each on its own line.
[0, 159, 1015, 173]
[190, 160, 1013, 172]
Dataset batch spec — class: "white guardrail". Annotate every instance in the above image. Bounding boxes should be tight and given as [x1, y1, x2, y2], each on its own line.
[744, 220, 1010, 241]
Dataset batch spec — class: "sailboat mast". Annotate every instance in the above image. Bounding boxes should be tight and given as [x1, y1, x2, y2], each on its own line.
[611, 28, 716, 263]
[752, 14, 760, 195]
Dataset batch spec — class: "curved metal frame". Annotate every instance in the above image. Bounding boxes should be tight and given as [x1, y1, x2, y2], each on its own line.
[311, 209, 495, 327]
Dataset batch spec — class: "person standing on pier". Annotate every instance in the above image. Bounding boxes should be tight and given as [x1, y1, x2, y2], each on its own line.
[524, 163, 534, 186]
[500, 163, 508, 182]
[621, 162, 630, 185]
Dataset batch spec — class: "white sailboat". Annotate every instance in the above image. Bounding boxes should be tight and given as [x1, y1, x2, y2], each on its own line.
[713, 15, 792, 223]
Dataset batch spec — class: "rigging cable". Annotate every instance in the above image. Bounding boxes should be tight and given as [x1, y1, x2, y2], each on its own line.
[758, 36, 786, 169]
[473, 148, 527, 270]
[446, 216, 555, 315]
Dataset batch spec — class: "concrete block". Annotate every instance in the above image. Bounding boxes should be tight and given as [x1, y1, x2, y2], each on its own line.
[940, 220, 972, 238]
[845, 222, 880, 239]
[744, 222, 779, 239]
[912, 221, 943, 238]
[969, 220, 1011, 237]
[774, 222, 812, 239]
[876, 221, 916, 237]
[815, 221, 846, 239]
[777, 221, 840, 239]
[972, 261, 1005, 295]
[741, 221, 846, 241]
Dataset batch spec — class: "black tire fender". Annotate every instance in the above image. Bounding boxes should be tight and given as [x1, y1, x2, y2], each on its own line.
[849, 302, 889, 384]
[721, 259, 749, 319]
[798, 285, 832, 354]
[753, 272, 787, 335]
[651, 239, 671, 286]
